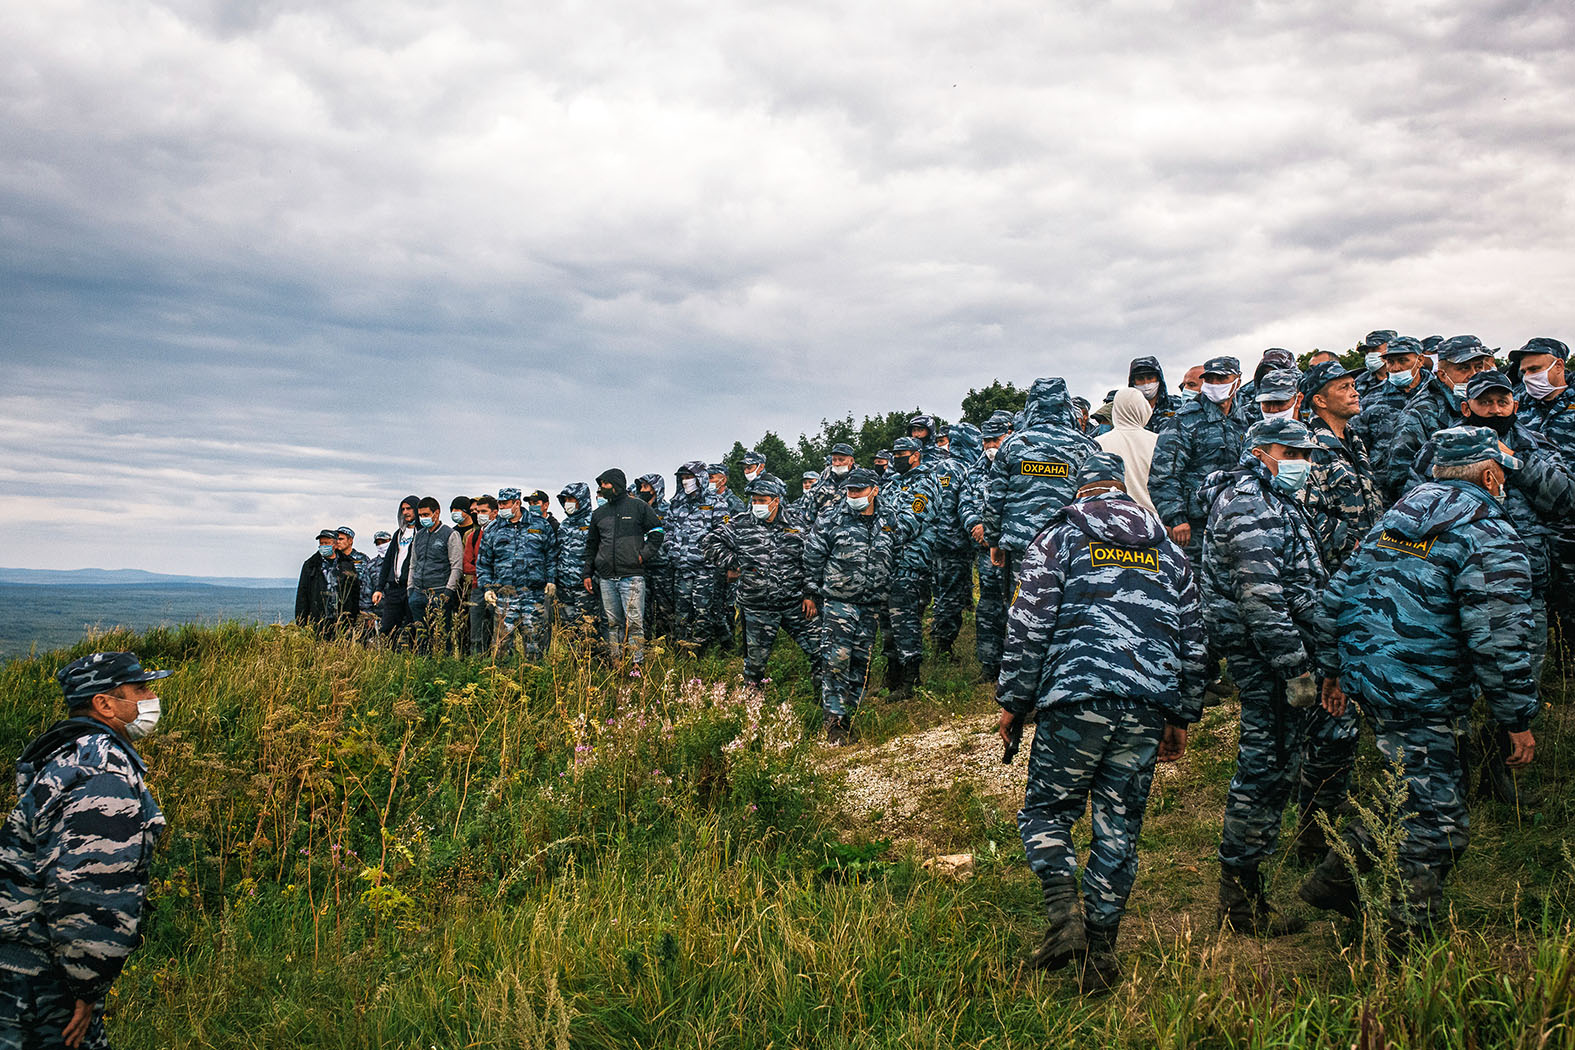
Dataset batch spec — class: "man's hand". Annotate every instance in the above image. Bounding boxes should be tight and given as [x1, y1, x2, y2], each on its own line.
[997, 708, 1018, 746]
[544, 582, 556, 600]
[727, 569, 741, 581]
[989, 547, 1005, 567]
[63, 999, 92, 1048]
[583, 578, 594, 593]
[802, 598, 818, 619]
[1507, 729, 1536, 768]
[1157, 724, 1187, 762]
[971, 523, 986, 545]
[372, 591, 383, 606]
[1321, 678, 1346, 718]
[1168, 522, 1192, 546]
[483, 589, 498, 608]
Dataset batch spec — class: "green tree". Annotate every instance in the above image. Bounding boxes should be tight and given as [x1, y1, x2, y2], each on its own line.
[959, 380, 1027, 425]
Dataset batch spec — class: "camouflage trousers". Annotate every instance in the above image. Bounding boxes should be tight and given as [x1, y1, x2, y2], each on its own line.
[1019, 702, 1166, 930]
[493, 587, 550, 660]
[930, 549, 975, 651]
[741, 605, 820, 685]
[1297, 690, 1360, 813]
[555, 580, 602, 636]
[644, 563, 676, 639]
[0, 969, 107, 1050]
[819, 599, 879, 718]
[1218, 659, 1309, 872]
[673, 566, 720, 646]
[974, 551, 1006, 675]
[879, 569, 930, 665]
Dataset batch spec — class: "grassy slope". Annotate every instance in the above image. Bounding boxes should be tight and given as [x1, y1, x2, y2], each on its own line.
[3, 620, 1574, 1049]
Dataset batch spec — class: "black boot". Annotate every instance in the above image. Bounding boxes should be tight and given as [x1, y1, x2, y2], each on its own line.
[976, 662, 1000, 686]
[824, 713, 853, 746]
[1028, 878, 1085, 971]
[1077, 921, 1121, 995]
[907, 658, 923, 694]
[1476, 725, 1519, 803]
[1297, 853, 1361, 920]
[882, 656, 901, 693]
[1291, 803, 1329, 867]
[1218, 865, 1306, 937]
[889, 660, 914, 702]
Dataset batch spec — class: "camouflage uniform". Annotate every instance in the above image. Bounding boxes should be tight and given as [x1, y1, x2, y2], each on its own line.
[1511, 338, 1575, 650]
[1382, 373, 1465, 500]
[877, 438, 942, 692]
[1148, 365, 1251, 565]
[1127, 356, 1181, 435]
[1351, 335, 1433, 498]
[554, 483, 600, 635]
[803, 477, 907, 724]
[1200, 429, 1327, 881]
[634, 474, 675, 639]
[929, 423, 981, 657]
[477, 505, 558, 659]
[997, 474, 1206, 950]
[961, 414, 1012, 680]
[705, 466, 747, 650]
[1, 655, 171, 1049]
[668, 461, 733, 647]
[703, 476, 820, 686]
[1309, 432, 1539, 937]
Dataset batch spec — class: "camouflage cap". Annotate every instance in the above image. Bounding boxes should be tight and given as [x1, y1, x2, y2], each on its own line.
[829, 442, 857, 457]
[1361, 329, 1398, 349]
[677, 460, 706, 477]
[801, 470, 821, 482]
[1464, 369, 1514, 400]
[373, 530, 392, 542]
[1077, 450, 1127, 488]
[58, 651, 173, 708]
[1381, 335, 1423, 357]
[1512, 336, 1570, 362]
[335, 525, 355, 538]
[497, 487, 522, 501]
[1257, 348, 1296, 372]
[1072, 396, 1091, 412]
[1298, 361, 1355, 398]
[744, 474, 787, 498]
[742, 450, 767, 467]
[875, 449, 892, 461]
[706, 463, 728, 477]
[908, 414, 934, 431]
[980, 416, 1010, 438]
[1435, 335, 1494, 364]
[1422, 335, 1444, 352]
[1202, 356, 1241, 376]
[1245, 417, 1321, 451]
[844, 467, 881, 488]
[1254, 368, 1302, 402]
[1433, 425, 1521, 471]
[316, 528, 336, 541]
[891, 436, 922, 453]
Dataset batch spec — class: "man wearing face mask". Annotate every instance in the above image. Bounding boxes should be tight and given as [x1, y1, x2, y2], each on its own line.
[803, 444, 858, 523]
[1127, 356, 1180, 434]
[449, 498, 479, 652]
[1178, 365, 1205, 404]
[362, 531, 392, 637]
[960, 413, 1014, 683]
[632, 474, 674, 640]
[668, 461, 726, 648]
[553, 483, 599, 636]
[1381, 336, 1495, 502]
[477, 486, 557, 661]
[703, 473, 821, 691]
[930, 423, 983, 662]
[1353, 330, 1398, 400]
[295, 528, 360, 638]
[1, 652, 172, 1049]
[1252, 368, 1302, 425]
[1509, 337, 1575, 659]
[908, 415, 937, 450]
[1404, 370, 1575, 798]
[334, 527, 375, 638]
[584, 468, 665, 664]
[406, 497, 464, 653]
[1150, 356, 1250, 567]
[1199, 418, 1328, 936]
[873, 450, 892, 476]
[740, 451, 768, 486]
[878, 437, 943, 699]
[1303, 427, 1538, 951]
[1351, 335, 1431, 485]
[465, 497, 497, 655]
[804, 468, 909, 743]
[705, 463, 747, 652]
[373, 495, 422, 643]
[1238, 350, 1297, 426]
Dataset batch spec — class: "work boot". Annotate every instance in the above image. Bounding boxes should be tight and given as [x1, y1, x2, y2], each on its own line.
[1291, 803, 1329, 867]
[1476, 726, 1519, 803]
[906, 658, 924, 694]
[882, 657, 901, 693]
[1218, 866, 1306, 937]
[1202, 675, 1234, 707]
[976, 663, 1000, 686]
[1028, 878, 1085, 971]
[1297, 854, 1361, 920]
[1076, 922, 1121, 995]
[888, 660, 914, 702]
[824, 713, 853, 747]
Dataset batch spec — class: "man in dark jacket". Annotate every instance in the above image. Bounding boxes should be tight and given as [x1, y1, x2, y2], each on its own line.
[583, 469, 665, 664]
[373, 495, 422, 643]
[406, 496, 464, 653]
[295, 528, 359, 637]
[1128, 356, 1180, 433]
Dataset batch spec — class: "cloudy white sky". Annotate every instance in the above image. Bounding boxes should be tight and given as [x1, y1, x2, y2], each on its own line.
[2, 0, 1571, 576]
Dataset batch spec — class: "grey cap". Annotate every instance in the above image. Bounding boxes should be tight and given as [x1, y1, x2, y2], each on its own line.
[1511, 337, 1570, 363]
[1202, 356, 1242, 376]
[1077, 451, 1126, 488]
[335, 525, 355, 538]
[1298, 361, 1355, 398]
[497, 487, 522, 501]
[891, 436, 922, 453]
[801, 470, 821, 482]
[58, 652, 172, 708]
[1435, 335, 1494, 364]
[844, 467, 880, 487]
[373, 530, 392, 542]
[1381, 335, 1424, 358]
[744, 474, 787, 498]
[1361, 329, 1398, 349]
[1254, 368, 1302, 403]
[1434, 425, 1520, 471]
[1245, 418, 1321, 450]
[1464, 369, 1514, 400]
[742, 450, 767, 467]
[980, 416, 1010, 439]
[829, 442, 857, 457]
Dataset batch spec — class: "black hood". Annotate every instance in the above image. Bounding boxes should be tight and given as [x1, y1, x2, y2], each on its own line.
[596, 469, 628, 494]
[397, 494, 420, 528]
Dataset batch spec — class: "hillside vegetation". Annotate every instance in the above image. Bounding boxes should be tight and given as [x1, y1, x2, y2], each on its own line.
[4, 622, 1575, 1048]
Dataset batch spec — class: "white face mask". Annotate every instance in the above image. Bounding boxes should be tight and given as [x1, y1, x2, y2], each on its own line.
[830, 464, 851, 477]
[1451, 382, 1470, 399]
[563, 501, 579, 515]
[1524, 367, 1565, 401]
[1134, 380, 1160, 398]
[1261, 406, 1296, 421]
[846, 494, 871, 511]
[376, 542, 390, 554]
[1201, 379, 1237, 404]
[984, 446, 999, 461]
[745, 468, 762, 480]
[681, 477, 699, 494]
[1364, 351, 1385, 373]
[126, 696, 161, 739]
[750, 503, 772, 520]
[497, 506, 515, 522]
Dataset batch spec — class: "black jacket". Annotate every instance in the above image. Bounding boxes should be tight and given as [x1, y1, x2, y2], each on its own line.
[296, 552, 360, 624]
[584, 494, 665, 580]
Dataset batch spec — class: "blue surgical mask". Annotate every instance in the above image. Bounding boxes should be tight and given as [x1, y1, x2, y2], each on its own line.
[750, 503, 772, 520]
[1179, 388, 1199, 403]
[318, 543, 334, 557]
[1271, 458, 1311, 495]
[1364, 351, 1385, 373]
[450, 511, 465, 524]
[418, 515, 434, 528]
[595, 496, 607, 508]
[1387, 369, 1414, 388]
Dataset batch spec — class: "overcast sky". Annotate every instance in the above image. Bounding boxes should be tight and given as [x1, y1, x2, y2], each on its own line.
[2, 0, 1572, 577]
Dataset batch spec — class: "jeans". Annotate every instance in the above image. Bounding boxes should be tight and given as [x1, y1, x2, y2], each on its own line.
[598, 576, 647, 663]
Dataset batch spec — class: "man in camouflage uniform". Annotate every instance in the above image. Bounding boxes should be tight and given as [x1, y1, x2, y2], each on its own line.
[477, 486, 558, 660]
[333, 527, 370, 631]
[1149, 356, 1251, 567]
[804, 468, 908, 744]
[703, 474, 820, 690]
[1380, 335, 1494, 499]
[1127, 356, 1180, 434]
[961, 413, 1012, 683]
[908, 414, 937, 450]
[1291, 362, 1386, 862]
[554, 484, 600, 637]
[802, 444, 856, 524]
[1404, 370, 1575, 799]
[295, 528, 360, 638]
[705, 463, 746, 652]
[1302, 427, 1538, 948]
[1238, 349, 1297, 426]
[1509, 337, 1575, 653]
[997, 452, 1207, 993]
[1201, 418, 1328, 935]
[360, 530, 391, 637]
[668, 461, 731, 649]
[2, 652, 173, 1049]
[878, 436, 942, 699]
[1352, 330, 1397, 401]
[873, 449, 892, 476]
[740, 450, 768, 486]
[984, 377, 1098, 602]
[633, 474, 674, 639]
[930, 422, 981, 661]
[1352, 335, 1432, 498]
[1251, 368, 1301, 424]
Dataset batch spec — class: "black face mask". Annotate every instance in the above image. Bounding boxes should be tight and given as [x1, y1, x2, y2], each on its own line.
[892, 456, 913, 474]
[639, 489, 655, 502]
[1470, 413, 1515, 437]
[599, 487, 617, 502]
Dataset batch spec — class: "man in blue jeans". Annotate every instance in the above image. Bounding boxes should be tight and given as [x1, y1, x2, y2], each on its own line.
[582, 468, 665, 664]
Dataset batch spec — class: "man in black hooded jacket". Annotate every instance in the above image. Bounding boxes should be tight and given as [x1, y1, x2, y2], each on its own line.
[373, 495, 421, 643]
[583, 469, 665, 664]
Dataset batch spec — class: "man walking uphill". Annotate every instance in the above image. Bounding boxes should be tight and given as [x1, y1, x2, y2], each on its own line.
[583, 469, 665, 664]
[2, 652, 174, 1049]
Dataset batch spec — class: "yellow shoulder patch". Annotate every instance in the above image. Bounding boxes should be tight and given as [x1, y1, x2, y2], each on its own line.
[911, 493, 929, 514]
[1021, 460, 1070, 478]
[1088, 543, 1162, 572]
[1375, 530, 1435, 559]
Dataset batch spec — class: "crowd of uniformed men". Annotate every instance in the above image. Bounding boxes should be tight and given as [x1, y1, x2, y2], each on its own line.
[6, 331, 1573, 1045]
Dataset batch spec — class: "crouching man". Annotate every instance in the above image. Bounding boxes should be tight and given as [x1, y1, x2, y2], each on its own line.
[997, 452, 1207, 992]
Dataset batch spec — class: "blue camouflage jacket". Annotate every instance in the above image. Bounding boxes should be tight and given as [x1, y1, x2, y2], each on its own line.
[361, 551, 384, 611]
[1199, 453, 1328, 677]
[803, 501, 908, 604]
[995, 492, 1207, 725]
[1380, 374, 1462, 500]
[1404, 422, 1575, 594]
[985, 378, 1098, 553]
[1320, 480, 1538, 730]
[878, 461, 942, 575]
[0, 719, 164, 1000]
[555, 483, 594, 588]
[933, 424, 982, 553]
[1299, 415, 1385, 573]
[1351, 369, 1433, 485]
[477, 510, 557, 590]
[634, 475, 672, 567]
[1148, 395, 1250, 529]
[702, 506, 812, 609]
[1516, 385, 1575, 454]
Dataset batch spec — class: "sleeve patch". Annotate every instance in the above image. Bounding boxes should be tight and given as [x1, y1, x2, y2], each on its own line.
[1375, 531, 1435, 559]
[1021, 460, 1070, 477]
[1088, 543, 1161, 572]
